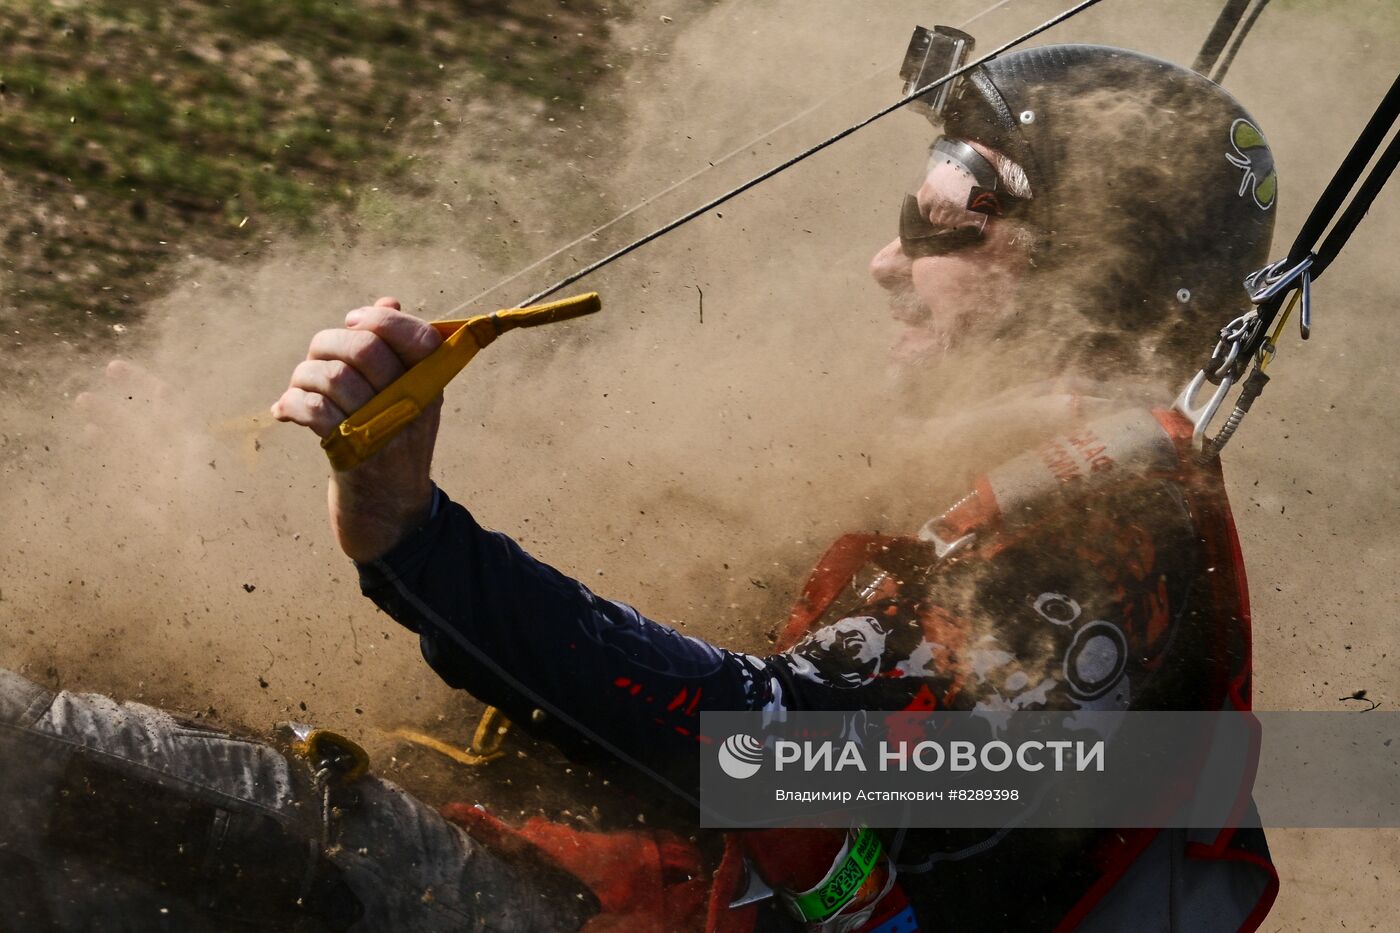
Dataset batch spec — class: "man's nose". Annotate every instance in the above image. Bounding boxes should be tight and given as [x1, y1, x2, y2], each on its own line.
[869, 238, 912, 291]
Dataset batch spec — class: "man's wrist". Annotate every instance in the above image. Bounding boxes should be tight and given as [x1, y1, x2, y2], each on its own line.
[330, 473, 436, 563]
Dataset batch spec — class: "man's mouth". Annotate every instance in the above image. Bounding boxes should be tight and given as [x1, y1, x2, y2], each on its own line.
[887, 288, 930, 326]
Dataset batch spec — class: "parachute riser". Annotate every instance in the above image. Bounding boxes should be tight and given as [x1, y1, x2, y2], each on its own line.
[1177, 67, 1399, 458]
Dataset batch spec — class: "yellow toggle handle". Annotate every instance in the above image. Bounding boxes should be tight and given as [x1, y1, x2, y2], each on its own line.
[291, 728, 371, 783]
[321, 292, 601, 471]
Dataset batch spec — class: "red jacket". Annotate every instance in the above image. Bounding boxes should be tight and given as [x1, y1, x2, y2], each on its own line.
[435, 405, 1279, 931]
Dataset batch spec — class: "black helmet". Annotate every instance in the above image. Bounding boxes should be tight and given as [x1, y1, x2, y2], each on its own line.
[913, 39, 1278, 370]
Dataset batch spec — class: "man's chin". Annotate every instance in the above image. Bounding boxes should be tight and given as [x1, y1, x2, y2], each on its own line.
[886, 324, 1002, 416]
[889, 325, 949, 368]
[885, 329, 942, 415]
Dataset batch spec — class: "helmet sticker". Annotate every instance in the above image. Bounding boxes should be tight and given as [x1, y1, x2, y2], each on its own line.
[1226, 118, 1277, 211]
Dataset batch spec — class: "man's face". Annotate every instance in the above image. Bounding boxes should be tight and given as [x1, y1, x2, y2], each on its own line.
[869, 140, 1032, 367]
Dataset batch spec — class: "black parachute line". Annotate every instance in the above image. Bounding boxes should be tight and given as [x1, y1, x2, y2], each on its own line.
[1211, 0, 1272, 84]
[1194, 0, 1251, 76]
[515, 0, 1109, 308]
[1194, 0, 1273, 84]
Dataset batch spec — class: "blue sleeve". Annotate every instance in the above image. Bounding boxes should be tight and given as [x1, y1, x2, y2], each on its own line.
[356, 488, 786, 801]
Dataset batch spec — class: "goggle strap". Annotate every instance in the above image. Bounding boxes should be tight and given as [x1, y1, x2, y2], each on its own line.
[932, 137, 1000, 190]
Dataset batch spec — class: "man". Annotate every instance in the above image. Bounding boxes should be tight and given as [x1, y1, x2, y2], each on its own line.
[0, 34, 1277, 933]
[273, 37, 1281, 931]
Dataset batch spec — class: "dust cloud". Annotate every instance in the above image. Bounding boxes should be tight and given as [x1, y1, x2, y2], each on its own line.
[1, 0, 1397, 924]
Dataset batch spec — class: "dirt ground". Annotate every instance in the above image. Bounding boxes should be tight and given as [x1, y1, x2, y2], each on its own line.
[2, 0, 1396, 928]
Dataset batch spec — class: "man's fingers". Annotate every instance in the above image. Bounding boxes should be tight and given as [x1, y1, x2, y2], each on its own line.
[270, 386, 348, 438]
[288, 359, 377, 415]
[343, 305, 442, 367]
[275, 298, 437, 442]
[306, 327, 406, 391]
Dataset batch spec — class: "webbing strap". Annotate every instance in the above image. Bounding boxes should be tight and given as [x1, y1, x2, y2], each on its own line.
[1311, 120, 1400, 279]
[1289, 72, 1400, 273]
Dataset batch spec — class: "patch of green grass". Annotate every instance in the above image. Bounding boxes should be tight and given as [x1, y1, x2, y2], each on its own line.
[0, 0, 620, 346]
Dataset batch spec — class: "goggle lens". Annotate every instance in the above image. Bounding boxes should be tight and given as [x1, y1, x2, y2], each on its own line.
[899, 194, 984, 258]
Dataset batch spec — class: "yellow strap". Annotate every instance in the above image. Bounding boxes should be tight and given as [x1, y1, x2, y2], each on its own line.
[470, 705, 512, 759]
[1258, 289, 1301, 372]
[390, 727, 506, 767]
[321, 292, 601, 470]
[387, 706, 512, 767]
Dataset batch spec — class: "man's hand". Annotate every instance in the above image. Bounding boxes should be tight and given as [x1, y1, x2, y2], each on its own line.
[271, 297, 444, 563]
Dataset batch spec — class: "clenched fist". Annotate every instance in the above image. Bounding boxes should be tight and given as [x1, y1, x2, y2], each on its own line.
[272, 297, 444, 562]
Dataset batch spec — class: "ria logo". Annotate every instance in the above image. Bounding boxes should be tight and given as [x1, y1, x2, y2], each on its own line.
[717, 733, 765, 780]
[1226, 118, 1277, 211]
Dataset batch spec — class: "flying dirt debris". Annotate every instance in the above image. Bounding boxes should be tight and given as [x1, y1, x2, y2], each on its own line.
[1, 0, 1398, 930]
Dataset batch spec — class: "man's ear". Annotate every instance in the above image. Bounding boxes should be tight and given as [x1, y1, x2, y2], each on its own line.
[966, 186, 1029, 218]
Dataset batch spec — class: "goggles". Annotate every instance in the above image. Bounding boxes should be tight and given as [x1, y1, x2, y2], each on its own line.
[899, 136, 1028, 258]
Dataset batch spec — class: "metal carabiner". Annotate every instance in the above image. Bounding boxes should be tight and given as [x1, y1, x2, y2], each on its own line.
[1298, 266, 1312, 339]
[1245, 254, 1314, 341]
[1245, 255, 1313, 303]
[1173, 366, 1236, 449]
[1211, 340, 1241, 382]
[1208, 310, 1259, 382]
[1176, 309, 1258, 446]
